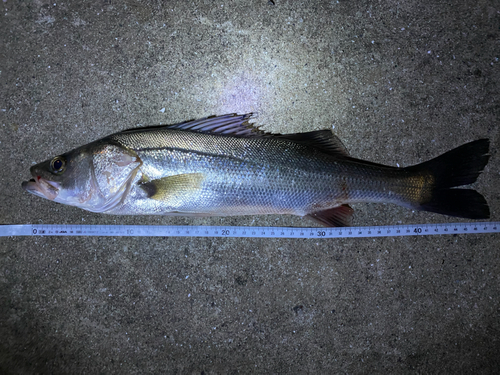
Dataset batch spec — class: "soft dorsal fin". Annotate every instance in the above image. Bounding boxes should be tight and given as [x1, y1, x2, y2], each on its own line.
[277, 130, 350, 157]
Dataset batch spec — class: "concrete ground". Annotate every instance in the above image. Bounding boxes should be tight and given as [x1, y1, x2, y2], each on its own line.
[1, 0, 499, 373]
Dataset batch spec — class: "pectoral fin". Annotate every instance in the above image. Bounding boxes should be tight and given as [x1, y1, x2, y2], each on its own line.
[139, 173, 205, 201]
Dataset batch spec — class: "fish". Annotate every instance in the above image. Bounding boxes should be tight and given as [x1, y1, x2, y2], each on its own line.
[22, 113, 490, 227]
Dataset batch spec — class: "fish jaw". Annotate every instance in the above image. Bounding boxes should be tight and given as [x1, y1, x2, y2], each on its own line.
[22, 175, 60, 201]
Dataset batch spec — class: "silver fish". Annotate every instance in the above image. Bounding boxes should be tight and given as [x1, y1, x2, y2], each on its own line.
[22, 114, 490, 226]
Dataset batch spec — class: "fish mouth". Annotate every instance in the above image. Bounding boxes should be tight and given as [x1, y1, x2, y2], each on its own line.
[22, 176, 60, 200]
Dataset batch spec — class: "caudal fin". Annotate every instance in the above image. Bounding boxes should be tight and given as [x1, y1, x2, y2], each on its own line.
[405, 139, 490, 219]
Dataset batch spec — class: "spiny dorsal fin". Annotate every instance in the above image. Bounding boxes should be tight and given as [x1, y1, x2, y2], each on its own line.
[165, 113, 266, 137]
[120, 113, 264, 137]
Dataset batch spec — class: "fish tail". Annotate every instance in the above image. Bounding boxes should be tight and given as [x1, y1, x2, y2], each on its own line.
[404, 139, 490, 219]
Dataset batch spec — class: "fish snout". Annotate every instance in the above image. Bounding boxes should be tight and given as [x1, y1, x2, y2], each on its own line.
[22, 175, 60, 201]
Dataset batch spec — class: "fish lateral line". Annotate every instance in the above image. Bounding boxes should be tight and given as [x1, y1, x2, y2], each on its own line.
[22, 114, 491, 227]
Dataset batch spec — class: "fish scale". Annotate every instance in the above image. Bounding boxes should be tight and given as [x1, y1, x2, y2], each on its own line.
[112, 132, 379, 216]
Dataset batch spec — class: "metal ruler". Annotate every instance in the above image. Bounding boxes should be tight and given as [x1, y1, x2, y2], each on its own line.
[0, 222, 498, 238]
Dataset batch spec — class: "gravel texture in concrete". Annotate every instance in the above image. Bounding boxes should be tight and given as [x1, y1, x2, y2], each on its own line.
[1, 0, 499, 373]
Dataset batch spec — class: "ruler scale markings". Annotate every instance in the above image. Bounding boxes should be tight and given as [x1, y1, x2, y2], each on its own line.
[0, 222, 498, 238]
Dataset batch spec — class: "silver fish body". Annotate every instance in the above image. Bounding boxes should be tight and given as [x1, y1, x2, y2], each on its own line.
[22, 114, 490, 226]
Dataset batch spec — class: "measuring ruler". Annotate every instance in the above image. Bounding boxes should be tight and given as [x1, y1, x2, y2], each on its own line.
[0, 222, 498, 238]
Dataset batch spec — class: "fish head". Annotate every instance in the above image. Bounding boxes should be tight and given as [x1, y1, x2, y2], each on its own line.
[22, 141, 142, 213]
[22, 146, 95, 206]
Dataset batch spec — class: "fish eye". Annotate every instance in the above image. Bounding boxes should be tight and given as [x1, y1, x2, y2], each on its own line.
[50, 157, 66, 173]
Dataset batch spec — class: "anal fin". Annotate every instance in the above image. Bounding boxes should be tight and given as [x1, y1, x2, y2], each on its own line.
[306, 205, 354, 227]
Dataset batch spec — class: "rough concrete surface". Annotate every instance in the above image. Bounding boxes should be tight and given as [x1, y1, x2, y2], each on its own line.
[1, 0, 499, 373]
